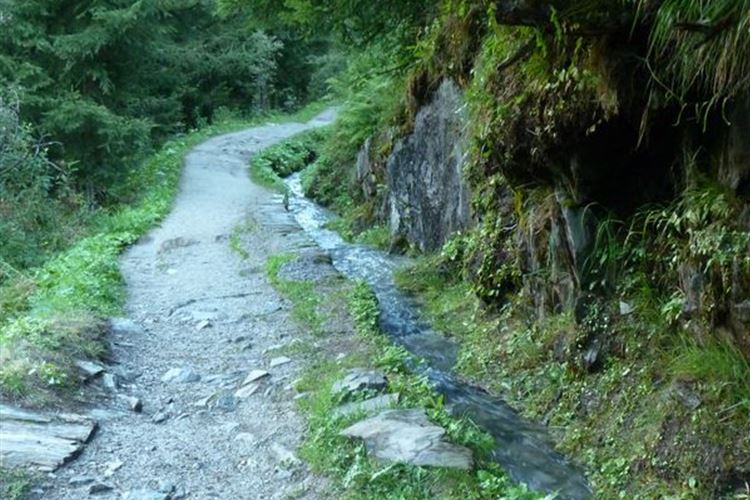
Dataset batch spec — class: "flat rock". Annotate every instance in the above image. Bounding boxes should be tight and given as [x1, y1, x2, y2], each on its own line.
[0, 404, 96, 472]
[76, 360, 105, 379]
[332, 369, 387, 398]
[151, 411, 169, 424]
[88, 482, 114, 495]
[196, 319, 212, 330]
[333, 393, 400, 418]
[69, 475, 95, 486]
[269, 356, 292, 368]
[241, 370, 269, 386]
[340, 409, 473, 470]
[110, 317, 145, 335]
[161, 367, 201, 383]
[235, 383, 260, 399]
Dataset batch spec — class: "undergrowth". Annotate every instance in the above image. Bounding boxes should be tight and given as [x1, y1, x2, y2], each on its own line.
[265, 254, 324, 335]
[290, 279, 545, 499]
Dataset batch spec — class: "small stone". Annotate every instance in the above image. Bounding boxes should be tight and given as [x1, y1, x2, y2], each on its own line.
[102, 373, 118, 390]
[68, 475, 95, 486]
[211, 394, 237, 412]
[161, 367, 201, 383]
[76, 360, 105, 379]
[241, 370, 269, 386]
[270, 443, 300, 467]
[234, 432, 256, 443]
[125, 396, 143, 413]
[332, 369, 387, 399]
[235, 384, 260, 399]
[157, 480, 176, 494]
[88, 482, 114, 495]
[619, 301, 634, 316]
[670, 381, 702, 410]
[109, 318, 145, 335]
[269, 356, 292, 368]
[196, 320, 212, 330]
[103, 459, 123, 477]
[151, 411, 169, 424]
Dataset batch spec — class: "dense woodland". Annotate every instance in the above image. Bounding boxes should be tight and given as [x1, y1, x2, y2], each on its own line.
[1, 1, 749, 498]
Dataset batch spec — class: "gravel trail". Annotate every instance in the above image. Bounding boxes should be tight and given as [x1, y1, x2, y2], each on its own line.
[42, 110, 337, 499]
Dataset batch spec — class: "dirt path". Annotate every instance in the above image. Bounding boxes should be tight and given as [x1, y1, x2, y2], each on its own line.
[41, 110, 337, 499]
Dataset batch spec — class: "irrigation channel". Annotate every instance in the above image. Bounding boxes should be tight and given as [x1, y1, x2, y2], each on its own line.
[284, 174, 593, 500]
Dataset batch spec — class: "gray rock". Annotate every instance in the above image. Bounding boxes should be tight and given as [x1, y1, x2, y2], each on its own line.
[619, 301, 634, 316]
[670, 382, 702, 410]
[0, 404, 96, 472]
[101, 373, 118, 390]
[196, 319, 212, 330]
[269, 356, 292, 368]
[341, 409, 473, 470]
[235, 383, 260, 399]
[382, 80, 472, 252]
[68, 475, 95, 486]
[109, 317, 145, 335]
[333, 393, 400, 418]
[332, 369, 387, 398]
[161, 367, 201, 383]
[88, 482, 114, 495]
[151, 411, 169, 424]
[76, 360, 105, 379]
[270, 443, 300, 467]
[125, 396, 143, 413]
[241, 369, 269, 386]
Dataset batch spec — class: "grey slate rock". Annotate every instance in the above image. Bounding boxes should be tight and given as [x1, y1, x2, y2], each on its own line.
[88, 482, 114, 495]
[341, 409, 473, 470]
[76, 360, 105, 380]
[332, 369, 387, 399]
[68, 475, 95, 487]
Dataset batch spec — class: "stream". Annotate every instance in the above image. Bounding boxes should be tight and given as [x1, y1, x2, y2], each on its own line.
[285, 174, 593, 500]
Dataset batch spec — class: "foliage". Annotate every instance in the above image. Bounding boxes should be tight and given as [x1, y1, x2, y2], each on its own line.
[249, 128, 329, 192]
[0, 0, 289, 199]
[0, 92, 90, 272]
[266, 254, 324, 335]
[645, 0, 750, 118]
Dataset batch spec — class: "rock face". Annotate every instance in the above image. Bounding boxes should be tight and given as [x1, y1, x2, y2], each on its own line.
[381, 79, 471, 252]
[341, 409, 473, 469]
[0, 404, 96, 471]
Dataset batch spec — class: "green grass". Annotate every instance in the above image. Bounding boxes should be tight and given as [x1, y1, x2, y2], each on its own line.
[0, 468, 32, 500]
[249, 128, 330, 193]
[266, 254, 324, 335]
[294, 281, 544, 500]
[393, 248, 750, 499]
[0, 100, 331, 402]
[228, 217, 257, 260]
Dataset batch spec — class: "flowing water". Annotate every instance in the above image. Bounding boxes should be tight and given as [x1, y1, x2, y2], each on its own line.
[285, 174, 592, 500]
